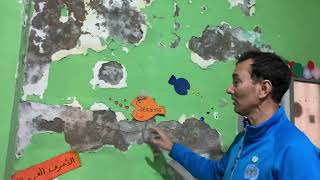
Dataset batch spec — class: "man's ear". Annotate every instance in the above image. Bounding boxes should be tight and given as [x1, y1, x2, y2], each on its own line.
[259, 80, 272, 99]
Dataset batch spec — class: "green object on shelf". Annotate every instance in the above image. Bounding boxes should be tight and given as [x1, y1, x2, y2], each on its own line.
[292, 63, 304, 77]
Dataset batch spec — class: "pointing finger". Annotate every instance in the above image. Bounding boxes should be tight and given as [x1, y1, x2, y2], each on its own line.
[150, 127, 166, 137]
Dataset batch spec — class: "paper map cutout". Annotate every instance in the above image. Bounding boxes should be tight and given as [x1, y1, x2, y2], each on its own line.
[12, 150, 81, 180]
[131, 96, 166, 121]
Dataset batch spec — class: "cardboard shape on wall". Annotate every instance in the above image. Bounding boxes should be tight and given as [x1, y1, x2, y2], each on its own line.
[12, 150, 81, 180]
[131, 96, 166, 121]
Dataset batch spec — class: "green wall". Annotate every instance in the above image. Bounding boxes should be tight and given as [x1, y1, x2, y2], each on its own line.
[1, 0, 320, 179]
[0, 0, 22, 179]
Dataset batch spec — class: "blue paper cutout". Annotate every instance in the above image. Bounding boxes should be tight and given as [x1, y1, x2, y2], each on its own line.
[168, 75, 190, 95]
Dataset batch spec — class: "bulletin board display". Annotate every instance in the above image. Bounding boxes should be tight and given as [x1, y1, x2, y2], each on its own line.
[291, 79, 320, 148]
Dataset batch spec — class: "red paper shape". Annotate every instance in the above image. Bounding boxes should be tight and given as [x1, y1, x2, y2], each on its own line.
[12, 150, 81, 180]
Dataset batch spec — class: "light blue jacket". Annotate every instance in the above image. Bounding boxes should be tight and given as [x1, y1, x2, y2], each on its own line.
[169, 107, 320, 180]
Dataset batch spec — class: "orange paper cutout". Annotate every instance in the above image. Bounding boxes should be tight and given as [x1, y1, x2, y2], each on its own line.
[132, 96, 166, 121]
[12, 150, 81, 180]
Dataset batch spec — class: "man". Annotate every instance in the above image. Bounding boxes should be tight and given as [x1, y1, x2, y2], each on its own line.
[151, 51, 320, 180]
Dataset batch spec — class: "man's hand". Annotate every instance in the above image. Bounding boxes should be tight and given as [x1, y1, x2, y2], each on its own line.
[150, 127, 174, 151]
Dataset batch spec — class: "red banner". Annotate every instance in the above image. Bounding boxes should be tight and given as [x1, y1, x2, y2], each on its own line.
[12, 150, 81, 180]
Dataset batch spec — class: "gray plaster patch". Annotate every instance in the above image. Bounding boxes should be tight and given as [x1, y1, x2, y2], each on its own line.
[23, 0, 86, 98]
[88, 0, 148, 44]
[27, 0, 85, 65]
[33, 117, 65, 133]
[188, 23, 272, 69]
[22, 63, 50, 99]
[27, 0, 148, 63]
[17, 101, 223, 159]
[23, 0, 151, 98]
[240, 0, 256, 16]
[98, 61, 124, 85]
[90, 60, 127, 89]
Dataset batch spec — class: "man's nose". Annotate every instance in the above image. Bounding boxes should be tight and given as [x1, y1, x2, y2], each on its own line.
[226, 85, 234, 94]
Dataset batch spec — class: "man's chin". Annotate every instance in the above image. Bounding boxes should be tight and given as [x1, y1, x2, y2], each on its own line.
[234, 107, 245, 116]
[234, 106, 239, 113]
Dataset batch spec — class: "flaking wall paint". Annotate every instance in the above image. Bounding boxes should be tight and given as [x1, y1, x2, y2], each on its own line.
[1, 0, 320, 179]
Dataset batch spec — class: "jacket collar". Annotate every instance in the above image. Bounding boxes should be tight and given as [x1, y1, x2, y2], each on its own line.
[243, 106, 287, 143]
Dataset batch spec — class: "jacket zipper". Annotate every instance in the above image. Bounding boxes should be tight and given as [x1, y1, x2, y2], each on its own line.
[229, 126, 247, 179]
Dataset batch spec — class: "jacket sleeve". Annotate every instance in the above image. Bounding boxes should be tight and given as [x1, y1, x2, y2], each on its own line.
[169, 143, 229, 180]
[278, 144, 320, 179]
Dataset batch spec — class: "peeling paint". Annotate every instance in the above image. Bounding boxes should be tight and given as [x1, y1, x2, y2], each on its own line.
[48, 0, 150, 61]
[64, 97, 83, 109]
[24, 0, 152, 98]
[173, 21, 180, 31]
[213, 112, 219, 119]
[188, 23, 272, 69]
[51, 34, 107, 61]
[228, 0, 244, 7]
[90, 102, 110, 111]
[17, 101, 223, 158]
[128, 0, 153, 11]
[90, 60, 128, 89]
[177, 114, 187, 124]
[173, 3, 180, 17]
[90, 102, 126, 121]
[23, 0, 86, 99]
[89, 0, 148, 45]
[15, 61, 20, 79]
[22, 63, 50, 100]
[228, 0, 256, 16]
[190, 51, 216, 69]
[27, 0, 85, 63]
[115, 112, 127, 121]
[177, 114, 198, 124]
[59, 16, 68, 23]
[122, 47, 129, 53]
[16, 102, 65, 157]
[200, 5, 207, 14]
[170, 35, 181, 48]
[134, 23, 148, 46]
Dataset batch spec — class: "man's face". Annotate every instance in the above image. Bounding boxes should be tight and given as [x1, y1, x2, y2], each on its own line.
[226, 59, 261, 116]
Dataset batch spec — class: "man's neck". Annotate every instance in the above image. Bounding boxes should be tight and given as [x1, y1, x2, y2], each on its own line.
[247, 101, 279, 126]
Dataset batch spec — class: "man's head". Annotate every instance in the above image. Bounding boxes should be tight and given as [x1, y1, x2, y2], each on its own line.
[226, 51, 291, 116]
